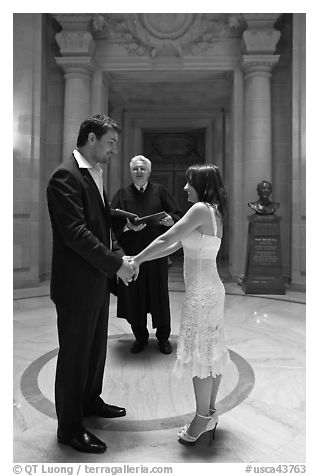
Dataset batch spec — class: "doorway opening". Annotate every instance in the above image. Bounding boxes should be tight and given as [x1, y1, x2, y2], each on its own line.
[143, 128, 206, 214]
[143, 128, 230, 282]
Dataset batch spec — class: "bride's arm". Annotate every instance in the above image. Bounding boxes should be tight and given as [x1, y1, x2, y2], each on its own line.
[138, 241, 182, 262]
[134, 202, 207, 266]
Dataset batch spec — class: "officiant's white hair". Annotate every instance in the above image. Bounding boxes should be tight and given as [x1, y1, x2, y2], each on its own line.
[130, 155, 152, 172]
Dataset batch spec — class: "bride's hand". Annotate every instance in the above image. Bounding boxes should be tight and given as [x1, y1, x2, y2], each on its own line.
[130, 257, 140, 281]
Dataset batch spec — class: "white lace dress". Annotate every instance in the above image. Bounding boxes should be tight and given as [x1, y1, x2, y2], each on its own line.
[173, 204, 230, 379]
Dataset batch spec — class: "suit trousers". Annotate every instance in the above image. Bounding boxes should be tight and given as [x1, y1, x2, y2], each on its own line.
[131, 323, 171, 342]
[55, 297, 109, 438]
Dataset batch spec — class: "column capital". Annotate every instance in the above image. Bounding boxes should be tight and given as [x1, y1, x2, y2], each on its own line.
[55, 30, 95, 57]
[241, 13, 281, 55]
[241, 54, 280, 78]
[242, 29, 281, 55]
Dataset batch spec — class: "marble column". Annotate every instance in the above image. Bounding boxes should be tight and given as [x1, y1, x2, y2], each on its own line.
[228, 67, 245, 280]
[91, 69, 108, 116]
[57, 61, 93, 159]
[54, 19, 95, 160]
[241, 55, 279, 190]
[241, 14, 281, 205]
[90, 72, 111, 191]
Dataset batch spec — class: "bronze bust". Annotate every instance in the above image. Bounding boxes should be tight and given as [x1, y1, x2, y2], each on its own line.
[248, 180, 280, 215]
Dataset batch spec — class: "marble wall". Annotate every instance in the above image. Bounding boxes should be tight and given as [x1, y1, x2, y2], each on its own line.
[13, 14, 43, 288]
[272, 14, 293, 281]
[13, 14, 64, 287]
[291, 14, 306, 287]
[38, 15, 64, 282]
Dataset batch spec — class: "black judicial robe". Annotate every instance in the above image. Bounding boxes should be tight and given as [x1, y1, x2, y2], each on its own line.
[111, 182, 182, 328]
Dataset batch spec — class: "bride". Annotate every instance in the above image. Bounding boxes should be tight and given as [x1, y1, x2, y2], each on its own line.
[131, 163, 230, 446]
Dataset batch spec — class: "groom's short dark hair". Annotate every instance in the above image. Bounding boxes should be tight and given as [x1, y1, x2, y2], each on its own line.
[76, 114, 121, 147]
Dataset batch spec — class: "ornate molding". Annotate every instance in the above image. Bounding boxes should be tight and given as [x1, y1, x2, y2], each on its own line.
[142, 13, 194, 39]
[92, 13, 246, 58]
[146, 133, 203, 164]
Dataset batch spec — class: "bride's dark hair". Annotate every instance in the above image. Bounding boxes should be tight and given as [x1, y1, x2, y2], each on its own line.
[186, 163, 227, 218]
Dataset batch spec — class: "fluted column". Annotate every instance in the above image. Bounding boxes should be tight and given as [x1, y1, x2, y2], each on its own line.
[241, 14, 281, 203]
[54, 15, 95, 159]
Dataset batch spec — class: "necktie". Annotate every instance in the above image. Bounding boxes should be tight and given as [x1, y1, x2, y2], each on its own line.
[140, 187, 144, 193]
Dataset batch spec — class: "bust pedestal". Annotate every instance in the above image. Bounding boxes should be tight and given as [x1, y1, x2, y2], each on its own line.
[242, 214, 285, 294]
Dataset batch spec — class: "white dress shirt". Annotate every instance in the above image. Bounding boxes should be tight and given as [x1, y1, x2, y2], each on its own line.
[73, 149, 105, 204]
[134, 183, 148, 193]
[72, 148, 116, 251]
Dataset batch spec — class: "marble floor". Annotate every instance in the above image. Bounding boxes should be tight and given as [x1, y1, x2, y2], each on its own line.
[13, 279, 306, 467]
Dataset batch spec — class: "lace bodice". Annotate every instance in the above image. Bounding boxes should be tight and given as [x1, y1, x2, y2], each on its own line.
[174, 204, 230, 379]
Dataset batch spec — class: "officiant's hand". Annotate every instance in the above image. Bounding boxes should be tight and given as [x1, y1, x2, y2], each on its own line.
[125, 218, 146, 232]
[159, 213, 174, 227]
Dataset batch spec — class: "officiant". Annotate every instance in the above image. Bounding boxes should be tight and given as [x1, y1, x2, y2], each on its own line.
[111, 155, 182, 354]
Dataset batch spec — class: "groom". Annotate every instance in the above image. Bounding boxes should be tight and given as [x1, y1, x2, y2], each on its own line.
[47, 115, 135, 453]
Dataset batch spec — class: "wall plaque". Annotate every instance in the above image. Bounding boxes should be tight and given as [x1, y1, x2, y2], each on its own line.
[242, 214, 285, 294]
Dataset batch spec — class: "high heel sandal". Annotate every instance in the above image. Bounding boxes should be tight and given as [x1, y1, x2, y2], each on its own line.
[178, 410, 218, 446]
[209, 408, 218, 444]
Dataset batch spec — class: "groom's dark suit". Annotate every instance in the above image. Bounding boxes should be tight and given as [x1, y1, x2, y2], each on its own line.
[47, 154, 123, 439]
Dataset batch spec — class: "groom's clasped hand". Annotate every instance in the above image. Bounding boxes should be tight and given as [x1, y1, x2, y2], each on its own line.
[127, 256, 140, 281]
[116, 255, 139, 286]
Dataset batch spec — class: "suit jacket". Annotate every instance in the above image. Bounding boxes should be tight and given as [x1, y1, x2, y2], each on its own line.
[47, 154, 123, 309]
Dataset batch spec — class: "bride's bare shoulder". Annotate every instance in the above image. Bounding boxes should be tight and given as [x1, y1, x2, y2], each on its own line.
[190, 202, 209, 212]
[185, 202, 215, 226]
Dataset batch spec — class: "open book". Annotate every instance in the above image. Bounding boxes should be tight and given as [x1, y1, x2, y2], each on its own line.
[111, 208, 167, 226]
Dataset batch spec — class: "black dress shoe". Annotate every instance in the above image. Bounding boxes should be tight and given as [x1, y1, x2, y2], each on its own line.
[130, 340, 148, 353]
[57, 429, 106, 453]
[85, 402, 126, 418]
[158, 340, 172, 354]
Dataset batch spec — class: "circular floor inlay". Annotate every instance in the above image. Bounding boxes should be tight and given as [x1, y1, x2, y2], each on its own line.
[20, 334, 255, 431]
